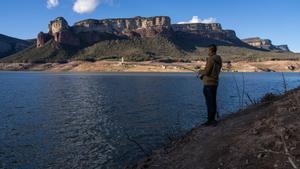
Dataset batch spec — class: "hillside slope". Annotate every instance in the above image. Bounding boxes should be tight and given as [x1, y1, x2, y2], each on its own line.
[0, 34, 32, 58]
[1, 40, 78, 63]
[1, 16, 299, 63]
[3, 35, 299, 63]
[133, 88, 300, 169]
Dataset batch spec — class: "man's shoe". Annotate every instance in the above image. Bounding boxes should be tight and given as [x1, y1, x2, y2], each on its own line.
[210, 120, 218, 127]
[202, 121, 212, 126]
[202, 120, 218, 127]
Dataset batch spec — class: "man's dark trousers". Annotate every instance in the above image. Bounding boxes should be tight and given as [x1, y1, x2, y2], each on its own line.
[203, 85, 218, 122]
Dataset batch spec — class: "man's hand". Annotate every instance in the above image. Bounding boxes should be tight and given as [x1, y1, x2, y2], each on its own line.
[200, 75, 204, 80]
[197, 70, 203, 79]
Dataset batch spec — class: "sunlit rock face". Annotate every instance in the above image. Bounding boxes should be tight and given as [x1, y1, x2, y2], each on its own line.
[48, 17, 70, 35]
[37, 32, 52, 48]
[243, 37, 272, 48]
[36, 16, 173, 47]
[276, 45, 290, 52]
[172, 23, 223, 32]
[36, 16, 248, 48]
[37, 17, 80, 47]
[243, 37, 290, 52]
[72, 16, 172, 38]
[172, 22, 238, 40]
[49, 17, 80, 46]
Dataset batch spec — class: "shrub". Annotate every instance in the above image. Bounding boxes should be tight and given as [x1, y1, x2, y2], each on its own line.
[260, 93, 277, 103]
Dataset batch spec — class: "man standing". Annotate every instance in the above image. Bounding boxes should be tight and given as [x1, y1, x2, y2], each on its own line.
[200, 44, 222, 126]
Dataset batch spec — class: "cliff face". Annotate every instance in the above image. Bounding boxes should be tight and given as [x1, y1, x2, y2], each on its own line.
[276, 45, 290, 52]
[49, 17, 80, 46]
[172, 23, 223, 32]
[36, 16, 242, 48]
[37, 32, 51, 48]
[37, 16, 172, 47]
[73, 16, 172, 37]
[243, 37, 290, 52]
[243, 37, 272, 48]
[172, 23, 238, 40]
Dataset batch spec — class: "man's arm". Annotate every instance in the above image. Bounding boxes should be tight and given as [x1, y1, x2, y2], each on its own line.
[200, 57, 214, 79]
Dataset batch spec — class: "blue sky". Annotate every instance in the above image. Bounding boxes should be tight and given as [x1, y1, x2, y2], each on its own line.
[0, 0, 299, 52]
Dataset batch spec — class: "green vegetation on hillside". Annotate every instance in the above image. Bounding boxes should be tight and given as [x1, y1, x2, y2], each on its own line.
[73, 36, 184, 62]
[188, 46, 300, 62]
[0, 34, 32, 58]
[1, 40, 78, 63]
[1, 35, 299, 63]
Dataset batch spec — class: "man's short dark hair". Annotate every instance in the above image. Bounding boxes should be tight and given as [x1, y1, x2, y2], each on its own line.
[208, 44, 217, 53]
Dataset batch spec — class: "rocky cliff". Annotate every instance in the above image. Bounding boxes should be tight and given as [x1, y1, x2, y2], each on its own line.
[276, 45, 290, 52]
[6, 16, 292, 63]
[73, 16, 172, 37]
[243, 37, 290, 52]
[37, 16, 243, 48]
[172, 23, 223, 32]
[172, 23, 237, 40]
[40, 17, 80, 47]
[37, 16, 172, 47]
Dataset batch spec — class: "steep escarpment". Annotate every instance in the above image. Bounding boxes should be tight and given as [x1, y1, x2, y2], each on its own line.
[243, 37, 290, 52]
[1, 16, 295, 63]
[37, 16, 244, 48]
[172, 22, 237, 41]
[73, 16, 172, 39]
[37, 16, 172, 48]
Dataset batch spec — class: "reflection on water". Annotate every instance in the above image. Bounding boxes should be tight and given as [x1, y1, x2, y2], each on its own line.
[0, 72, 299, 168]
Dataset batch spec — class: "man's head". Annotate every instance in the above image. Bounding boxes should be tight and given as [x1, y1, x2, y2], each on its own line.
[208, 44, 217, 56]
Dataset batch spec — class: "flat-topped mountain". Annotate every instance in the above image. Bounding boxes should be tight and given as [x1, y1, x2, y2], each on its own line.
[243, 37, 290, 52]
[37, 16, 242, 48]
[73, 16, 172, 37]
[1, 16, 297, 63]
[172, 22, 236, 39]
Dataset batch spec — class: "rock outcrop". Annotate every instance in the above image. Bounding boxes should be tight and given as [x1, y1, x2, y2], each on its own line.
[48, 17, 70, 35]
[37, 17, 80, 47]
[172, 23, 238, 40]
[172, 23, 223, 32]
[37, 32, 51, 48]
[73, 16, 172, 38]
[48, 17, 80, 46]
[36, 16, 246, 49]
[37, 16, 172, 48]
[243, 37, 290, 52]
[35, 16, 291, 54]
[243, 37, 272, 49]
[276, 45, 290, 52]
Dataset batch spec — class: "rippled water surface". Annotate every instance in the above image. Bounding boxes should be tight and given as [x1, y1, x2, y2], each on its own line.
[0, 72, 299, 169]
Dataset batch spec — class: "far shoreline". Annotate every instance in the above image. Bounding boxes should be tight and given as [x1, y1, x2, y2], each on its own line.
[0, 60, 300, 73]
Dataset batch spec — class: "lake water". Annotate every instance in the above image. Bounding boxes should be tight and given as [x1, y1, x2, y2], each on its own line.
[0, 72, 299, 169]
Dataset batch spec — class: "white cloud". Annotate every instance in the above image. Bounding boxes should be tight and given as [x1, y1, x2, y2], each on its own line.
[201, 17, 217, 24]
[178, 16, 217, 24]
[73, 0, 99, 14]
[73, 0, 113, 14]
[47, 0, 59, 9]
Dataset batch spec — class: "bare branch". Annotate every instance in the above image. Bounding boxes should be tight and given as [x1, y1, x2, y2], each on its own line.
[124, 131, 150, 157]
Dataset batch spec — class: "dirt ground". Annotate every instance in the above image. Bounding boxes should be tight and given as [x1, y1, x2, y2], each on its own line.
[0, 60, 300, 72]
[131, 88, 300, 169]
